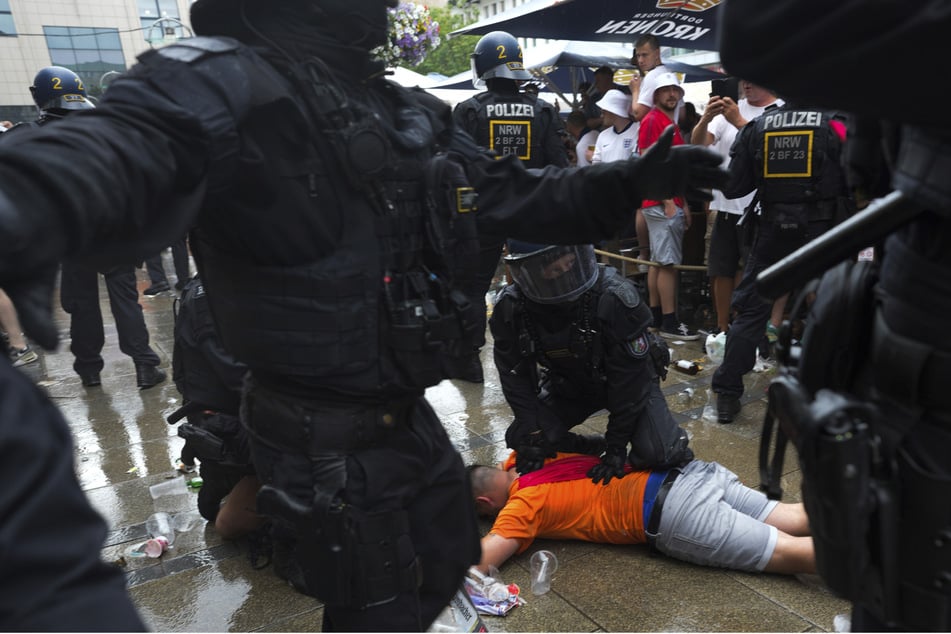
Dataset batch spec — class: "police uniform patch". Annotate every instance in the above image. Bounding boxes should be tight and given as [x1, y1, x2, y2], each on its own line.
[625, 333, 650, 358]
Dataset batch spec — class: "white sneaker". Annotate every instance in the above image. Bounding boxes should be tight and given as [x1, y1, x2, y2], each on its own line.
[659, 322, 701, 341]
[11, 345, 38, 367]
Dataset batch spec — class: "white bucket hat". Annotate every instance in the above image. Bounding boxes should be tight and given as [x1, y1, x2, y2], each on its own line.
[596, 89, 632, 118]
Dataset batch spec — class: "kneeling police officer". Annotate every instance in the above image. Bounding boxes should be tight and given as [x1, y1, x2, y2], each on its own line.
[491, 242, 693, 480]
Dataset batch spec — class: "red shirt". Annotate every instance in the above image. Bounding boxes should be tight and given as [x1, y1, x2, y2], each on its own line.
[638, 108, 685, 209]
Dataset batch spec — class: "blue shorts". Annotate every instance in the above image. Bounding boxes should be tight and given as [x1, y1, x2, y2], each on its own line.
[652, 460, 779, 572]
[642, 204, 685, 266]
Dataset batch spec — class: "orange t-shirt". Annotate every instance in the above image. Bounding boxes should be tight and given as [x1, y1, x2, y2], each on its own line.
[493, 453, 651, 554]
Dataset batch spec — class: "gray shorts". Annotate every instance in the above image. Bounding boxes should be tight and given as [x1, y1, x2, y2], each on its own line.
[652, 460, 778, 572]
[642, 204, 685, 265]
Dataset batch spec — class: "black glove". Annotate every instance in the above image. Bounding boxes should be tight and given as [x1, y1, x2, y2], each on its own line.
[514, 434, 557, 474]
[3, 265, 59, 350]
[634, 125, 728, 203]
[587, 446, 628, 486]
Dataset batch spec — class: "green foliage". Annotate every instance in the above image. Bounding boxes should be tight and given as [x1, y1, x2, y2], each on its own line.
[411, 6, 480, 77]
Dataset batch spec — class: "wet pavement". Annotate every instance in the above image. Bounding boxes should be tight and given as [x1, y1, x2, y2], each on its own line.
[15, 259, 849, 632]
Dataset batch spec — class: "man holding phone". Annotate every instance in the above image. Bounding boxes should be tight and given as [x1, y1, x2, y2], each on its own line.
[691, 80, 782, 337]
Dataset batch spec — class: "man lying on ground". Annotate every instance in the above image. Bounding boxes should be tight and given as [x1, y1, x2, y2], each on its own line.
[468, 452, 814, 575]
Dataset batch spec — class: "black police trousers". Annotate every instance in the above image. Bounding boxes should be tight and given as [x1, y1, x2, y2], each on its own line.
[713, 218, 831, 397]
[146, 238, 190, 286]
[0, 358, 145, 630]
[60, 261, 160, 375]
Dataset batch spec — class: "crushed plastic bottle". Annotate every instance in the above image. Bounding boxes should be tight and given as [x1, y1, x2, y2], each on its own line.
[145, 512, 175, 545]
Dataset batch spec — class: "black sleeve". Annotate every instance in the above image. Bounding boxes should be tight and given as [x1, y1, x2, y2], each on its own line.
[0, 362, 146, 630]
[719, 0, 948, 127]
[599, 292, 654, 450]
[489, 293, 564, 437]
[449, 124, 654, 245]
[0, 45, 258, 283]
[0, 77, 211, 280]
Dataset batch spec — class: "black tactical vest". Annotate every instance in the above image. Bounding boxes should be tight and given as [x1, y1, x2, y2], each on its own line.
[750, 106, 844, 204]
[145, 38, 481, 393]
[457, 90, 557, 168]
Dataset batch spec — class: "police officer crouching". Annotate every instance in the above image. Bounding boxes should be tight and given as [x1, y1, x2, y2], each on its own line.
[452, 31, 570, 383]
[490, 242, 693, 480]
[167, 276, 255, 525]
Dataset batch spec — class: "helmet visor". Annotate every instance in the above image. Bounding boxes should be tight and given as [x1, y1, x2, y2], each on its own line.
[45, 94, 94, 112]
[506, 244, 599, 304]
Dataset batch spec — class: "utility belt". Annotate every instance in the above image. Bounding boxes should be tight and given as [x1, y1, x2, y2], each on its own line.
[870, 310, 951, 426]
[644, 468, 682, 551]
[759, 199, 838, 225]
[242, 377, 419, 456]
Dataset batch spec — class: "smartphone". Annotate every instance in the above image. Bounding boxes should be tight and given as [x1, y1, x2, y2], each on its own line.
[710, 77, 739, 102]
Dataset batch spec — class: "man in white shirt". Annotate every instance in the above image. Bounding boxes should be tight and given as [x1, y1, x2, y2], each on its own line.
[591, 89, 638, 164]
[691, 80, 782, 334]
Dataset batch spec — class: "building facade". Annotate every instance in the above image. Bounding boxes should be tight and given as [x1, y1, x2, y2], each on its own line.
[0, 0, 192, 122]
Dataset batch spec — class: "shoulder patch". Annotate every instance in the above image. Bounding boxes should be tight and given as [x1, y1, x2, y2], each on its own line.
[624, 332, 651, 358]
[603, 270, 641, 308]
[149, 36, 241, 64]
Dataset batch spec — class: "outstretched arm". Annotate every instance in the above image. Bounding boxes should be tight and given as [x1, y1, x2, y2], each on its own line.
[477, 533, 521, 573]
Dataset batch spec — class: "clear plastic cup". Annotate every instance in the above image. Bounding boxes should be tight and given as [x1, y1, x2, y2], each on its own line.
[530, 550, 558, 595]
[149, 477, 187, 500]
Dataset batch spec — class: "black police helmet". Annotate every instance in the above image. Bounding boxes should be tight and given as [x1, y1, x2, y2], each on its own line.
[504, 242, 599, 304]
[29, 66, 94, 114]
[470, 31, 532, 89]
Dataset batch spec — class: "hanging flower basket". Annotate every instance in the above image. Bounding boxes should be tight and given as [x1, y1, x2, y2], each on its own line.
[372, 2, 441, 67]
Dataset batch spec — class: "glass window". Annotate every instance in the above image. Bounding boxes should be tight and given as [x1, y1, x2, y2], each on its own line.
[43, 26, 126, 99]
[0, 0, 15, 36]
[138, 0, 184, 42]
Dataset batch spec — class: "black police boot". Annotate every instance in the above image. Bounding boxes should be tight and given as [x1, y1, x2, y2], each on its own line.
[136, 364, 167, 389]
[79, 371, 101, 387]
[716, 393, 741, 424]
[143, 280, 170, 296]
[456, 352, 485, 384]
[196, 461, 242, 522]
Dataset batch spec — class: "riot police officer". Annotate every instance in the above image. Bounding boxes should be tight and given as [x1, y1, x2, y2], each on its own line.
[4, 66, 166, 390]
[711, 101, 851, 423]
[452, 31, 570, 383]
[0, 0, 727, 629]
[719, 1, 951, 630]
[491, 242, 693, 480]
